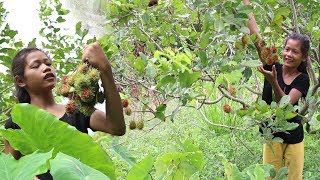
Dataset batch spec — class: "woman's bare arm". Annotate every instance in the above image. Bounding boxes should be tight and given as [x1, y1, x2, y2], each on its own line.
[4, 140, 21, 160]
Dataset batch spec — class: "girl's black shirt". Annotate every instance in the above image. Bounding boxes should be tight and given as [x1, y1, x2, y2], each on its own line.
[262, 62, 309, 144]
[4, 110, 91, 180]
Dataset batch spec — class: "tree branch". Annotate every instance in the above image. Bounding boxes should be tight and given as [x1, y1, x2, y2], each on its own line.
[289, 0, 300, 33]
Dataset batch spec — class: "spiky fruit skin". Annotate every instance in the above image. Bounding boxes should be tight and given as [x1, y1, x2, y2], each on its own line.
[76, 63, 89, 73]
[66, 101, 77, 114]
[122, 99, 129, 108]
[267, 58, 273, 66]
[229, 85, 237, 96]
[125, 107, 132, 116]
[88, 68, 100, 81]
[129, 120, 136, 130]
[55, 62, 102, 117]
[74, 73, 91, 89]
[62, 76, 69, 84]
[79, 89, 95, 103]
[223, 104, 232, 113]
[136, 119, 144, 130]
[257, 40, 278, 65]
[61, 85, 71, 97]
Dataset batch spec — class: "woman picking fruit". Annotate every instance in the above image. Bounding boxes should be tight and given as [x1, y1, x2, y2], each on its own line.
[243, 0, 310, 179]
[4, 42, 125, 179]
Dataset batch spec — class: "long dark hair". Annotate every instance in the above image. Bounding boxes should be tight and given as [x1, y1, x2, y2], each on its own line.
[11, 47, 45, 103]
[284, 33, 310, 74]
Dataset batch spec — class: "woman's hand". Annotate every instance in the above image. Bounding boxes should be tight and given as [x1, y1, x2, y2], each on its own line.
[82, 42, 110, 71]
[257, 65, 278, 85]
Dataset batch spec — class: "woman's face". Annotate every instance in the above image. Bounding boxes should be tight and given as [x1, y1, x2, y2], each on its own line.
[282, 39, 305, 69]
[22, 50, 56, 92]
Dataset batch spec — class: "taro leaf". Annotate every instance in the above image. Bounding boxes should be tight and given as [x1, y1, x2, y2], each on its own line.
[0, 103, 115, 179]
[50, 152, 110, 180]
[154, 140, 204, 179]
[126, 155, 154, 180]
[0, 150, 52, 180]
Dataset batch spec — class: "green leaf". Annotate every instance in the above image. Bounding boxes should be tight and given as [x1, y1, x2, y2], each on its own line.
[56, 16, 66, 23]
[156, 75, 176, 89]
[178, 71, 201, 88]
[154, 140, 204, 179]
[156, 104, 167, 112]
[200, 32, 210, 49]
[126, 155, 154, 180]
[50, 152, 110, 180]
[240, 60, 262, 68]
[284, 111, 297, 120]
[0, 104, 115, 179]
[279, 95, 290, 108]
[0, 150, 52, 180]
[272, 137, 283, 143]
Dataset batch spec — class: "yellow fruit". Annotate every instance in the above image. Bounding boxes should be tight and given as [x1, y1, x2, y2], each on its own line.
[136, 119, 144, 130]
[229, 85, 237, 96]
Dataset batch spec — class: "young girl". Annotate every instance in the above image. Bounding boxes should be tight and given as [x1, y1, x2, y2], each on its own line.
[243, 0, 310, 179]
[4, 42, 126, 179]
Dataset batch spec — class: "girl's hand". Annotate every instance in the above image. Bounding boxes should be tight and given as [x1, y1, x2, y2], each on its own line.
[82, 42, 110, 71]
[257, 65, 278, 85]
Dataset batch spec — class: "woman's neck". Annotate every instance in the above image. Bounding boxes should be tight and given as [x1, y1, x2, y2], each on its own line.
[282, 65, 300, 77]
[29, 92, 57, 110]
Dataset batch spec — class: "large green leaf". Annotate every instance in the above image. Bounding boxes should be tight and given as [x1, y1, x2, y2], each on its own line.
[50, 152, 110, 180]
[126, 155, 154, 180]
[154, 140, 204, 179]
[0, 104, 115, 179]
[0, 150, 52, 180]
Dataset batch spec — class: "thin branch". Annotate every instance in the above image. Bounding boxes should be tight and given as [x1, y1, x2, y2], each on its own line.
[218, 85, 250, 108]
[232, 131, 256, 156]
[289, 0, 300, 33]
[244, 86, 262, 95]
[133, 23, 163, 51]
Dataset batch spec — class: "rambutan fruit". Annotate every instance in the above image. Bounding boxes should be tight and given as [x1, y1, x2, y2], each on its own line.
[223, 104, 231, 113]
[66, 101, 77, 114]
[88, 68, 100, 81]
[136, 119, 144, 130]
[76, 63, 89, 73]
[124, 107, 132, 116]
[129, 120, 136, 130]
[79, 105, 95, 117]
[79, 89, 95, 103]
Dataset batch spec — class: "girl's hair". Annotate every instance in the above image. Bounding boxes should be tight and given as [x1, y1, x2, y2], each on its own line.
[284, 33, 310, 74]
[11, 47, 45, 103]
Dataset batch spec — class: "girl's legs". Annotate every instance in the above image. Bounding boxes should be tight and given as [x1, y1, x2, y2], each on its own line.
[263, 141, 285, 173]
[284, 141, 304, 180]
[263, 141, 304, 180]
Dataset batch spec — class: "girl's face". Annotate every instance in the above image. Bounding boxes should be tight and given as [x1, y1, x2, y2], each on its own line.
[21, 50, 56, 92]
[282, 39, 305, 69]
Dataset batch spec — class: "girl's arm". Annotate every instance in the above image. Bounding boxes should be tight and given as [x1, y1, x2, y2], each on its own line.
[82, 42, 126, 136]
[4, 140, 21, 159]
[243, 0, 266, 65]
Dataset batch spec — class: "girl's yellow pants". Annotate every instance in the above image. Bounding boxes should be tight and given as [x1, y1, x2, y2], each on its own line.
[263, 141, 304, 180]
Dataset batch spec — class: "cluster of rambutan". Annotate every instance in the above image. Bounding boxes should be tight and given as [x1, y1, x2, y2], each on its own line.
[257, 40, 279, 65]
[55, 63, 104, 116]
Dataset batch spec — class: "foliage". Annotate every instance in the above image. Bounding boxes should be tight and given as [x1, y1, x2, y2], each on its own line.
[0, 104, 115, 179]
[1, 0, 320, 179]
[0, 150, 52, 179]
[50, 152, 110, 180]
